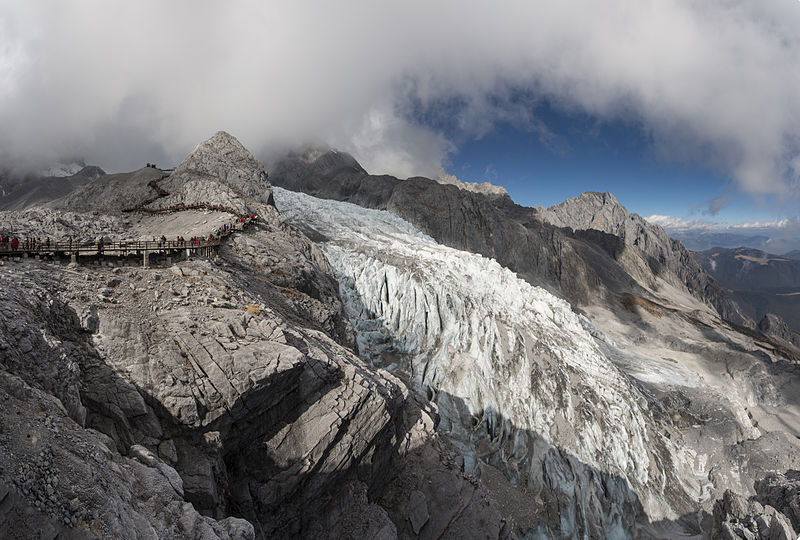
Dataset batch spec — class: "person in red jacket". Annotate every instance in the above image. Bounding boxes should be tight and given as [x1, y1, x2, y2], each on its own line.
[11, 237, 19, 250]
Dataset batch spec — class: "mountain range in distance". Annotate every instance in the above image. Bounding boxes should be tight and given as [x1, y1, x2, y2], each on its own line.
[670, 229, 800, 255]
[694, 246, 800, 334]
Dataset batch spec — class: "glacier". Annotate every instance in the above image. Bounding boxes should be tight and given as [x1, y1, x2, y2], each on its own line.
[274, 187, 698, 536]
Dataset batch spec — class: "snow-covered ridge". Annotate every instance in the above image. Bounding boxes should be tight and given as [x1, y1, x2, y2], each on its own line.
[39, 161, 84, 177]
[274, 187, 692, 526]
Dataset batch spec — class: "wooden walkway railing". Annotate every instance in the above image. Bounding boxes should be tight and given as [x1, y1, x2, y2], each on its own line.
[0, 238, 221, 255]
[0, 215, 258, 267]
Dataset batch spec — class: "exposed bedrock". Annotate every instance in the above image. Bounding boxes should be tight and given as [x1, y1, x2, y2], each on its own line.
[0, 132, 509, 539]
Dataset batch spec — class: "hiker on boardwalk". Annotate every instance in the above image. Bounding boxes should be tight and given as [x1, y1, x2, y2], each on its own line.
[11, 237, 19, 250]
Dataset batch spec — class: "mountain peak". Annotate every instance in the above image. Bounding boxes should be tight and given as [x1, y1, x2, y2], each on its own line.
[178, 131, 260, 174]
[539, 190, 631, 233]
[170, 131, 273, 206]
[551, 191, 623, 212]
[270, 146, 367, 190]
[297, 146, 366, 175]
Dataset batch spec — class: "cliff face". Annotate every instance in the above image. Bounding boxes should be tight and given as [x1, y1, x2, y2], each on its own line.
[537, 191, 752, 327]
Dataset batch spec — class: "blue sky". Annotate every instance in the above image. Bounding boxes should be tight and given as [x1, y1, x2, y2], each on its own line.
[438, 102, 783, 225]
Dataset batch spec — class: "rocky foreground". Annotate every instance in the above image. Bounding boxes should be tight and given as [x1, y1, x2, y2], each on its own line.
[0, 133, 507, 538]
[1, 133, 800, 539]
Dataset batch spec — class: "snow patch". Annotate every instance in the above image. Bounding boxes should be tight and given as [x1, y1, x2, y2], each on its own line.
[39, 162, 84, 178]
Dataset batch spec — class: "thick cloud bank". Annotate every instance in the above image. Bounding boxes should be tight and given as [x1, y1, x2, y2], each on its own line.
[1, 1, 799, 198]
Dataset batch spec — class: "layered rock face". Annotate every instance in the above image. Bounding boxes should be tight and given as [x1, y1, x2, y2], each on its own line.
[0, 133, 509, 539]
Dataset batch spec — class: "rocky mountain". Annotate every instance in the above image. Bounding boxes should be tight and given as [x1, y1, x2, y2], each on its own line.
[274, 188, 697, 536]
[271, 149, 750, 327]
[3, 135, 800, 538]
[0, 133, 509, 539]
[694, 247, 800, 337]
[272, 185, 800, 538]
[0, 165, 105, 211]
[269, 148, 800, 536]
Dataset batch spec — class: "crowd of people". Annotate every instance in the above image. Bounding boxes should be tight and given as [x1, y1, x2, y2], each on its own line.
[0, 212, 260, 255]
[0, 236, 52, 251]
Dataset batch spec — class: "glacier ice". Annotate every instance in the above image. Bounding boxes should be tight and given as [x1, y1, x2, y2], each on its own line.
[275, 187, 693, 530]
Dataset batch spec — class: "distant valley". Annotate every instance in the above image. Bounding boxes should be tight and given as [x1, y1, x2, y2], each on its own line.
[694, 246, 800, 336]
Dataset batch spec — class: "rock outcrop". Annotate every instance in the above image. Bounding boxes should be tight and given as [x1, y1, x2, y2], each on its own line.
[712, 489, 796, 540]
[754, 470, 800, 531]
[758, 314, 800, 350]
[0, 133, 514, 539]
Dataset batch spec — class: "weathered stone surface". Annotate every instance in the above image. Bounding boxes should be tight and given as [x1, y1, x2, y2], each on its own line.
[162, 130, 274, 209]
[754, 470, 800, 531]
[758, 313, 800, 349]
[712, 489, 797, 540]
[0, 133, 508, 539]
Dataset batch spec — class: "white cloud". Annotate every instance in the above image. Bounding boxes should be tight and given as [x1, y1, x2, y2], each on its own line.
[730, 219, 790, 229]
[647, 215, 792, 232]
[1, 0, 800, 201]
[645, 215, 706, 231]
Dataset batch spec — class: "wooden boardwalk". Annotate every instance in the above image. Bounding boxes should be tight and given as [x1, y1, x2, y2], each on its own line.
[0, 238, 221, 267]
[0, 218, 257, 267]
[0, 238, 221, 255]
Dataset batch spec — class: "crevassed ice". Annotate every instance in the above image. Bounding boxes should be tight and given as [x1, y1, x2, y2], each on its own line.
[274, 187, 679, 518]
